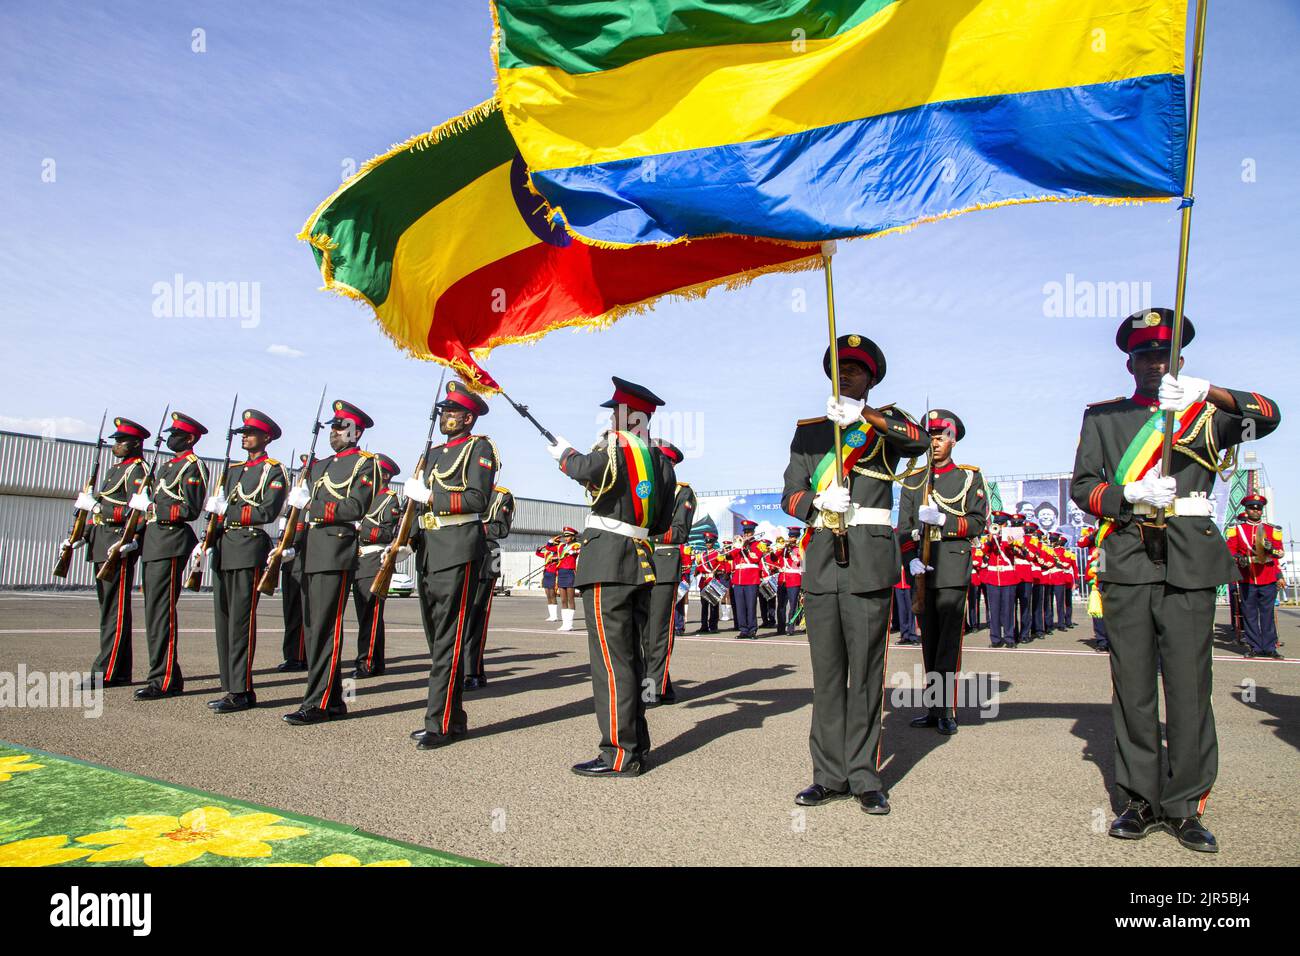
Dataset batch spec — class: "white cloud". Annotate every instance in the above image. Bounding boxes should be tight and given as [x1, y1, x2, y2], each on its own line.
[267, 344, 305, 359]
[0, 416, 92, 439]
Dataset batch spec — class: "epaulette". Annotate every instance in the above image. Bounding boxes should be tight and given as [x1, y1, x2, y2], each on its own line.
[494, 485, 510, 495]
[1087, 397, 1125, 407]
[265, 458, 281, 466]
[796, 417, 824, 427]
[676, 481, 691, 489]
[958, 464, 981, 472]
[358, 449, 375, 458]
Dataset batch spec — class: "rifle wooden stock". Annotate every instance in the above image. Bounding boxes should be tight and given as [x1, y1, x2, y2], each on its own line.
[96, 509, 143, 582]
[184, 512, 221, 591]
[258, 504, 303, 596]
[368, 496, 419, 599]
[52, 486, 92, 579]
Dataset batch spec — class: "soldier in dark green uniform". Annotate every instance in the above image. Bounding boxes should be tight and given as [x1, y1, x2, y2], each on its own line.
[644, 440, 694, 707]
[352, 453, 402, 678]
[208, 410, 288, 713]
[74, 416, 151, 687]
[403, 380, 498, 749]
[284, 400, 380, 725]
[544, 377, 677, 777]
[781, 335, 927, 814]
[1071, 309, 1281, 853]
[134, 412, 208, 700]
[897, 409, 987, 736]
[463, 484, 515, 690]
[278, 453, 310, 673]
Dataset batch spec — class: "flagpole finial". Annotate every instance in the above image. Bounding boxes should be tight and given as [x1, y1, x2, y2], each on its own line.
[821, 240, 838, 258]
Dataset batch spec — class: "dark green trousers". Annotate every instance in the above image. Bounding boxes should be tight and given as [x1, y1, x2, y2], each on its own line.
[351, 574, 385, 672]
[280, 559, 307, 664]
[642, 580, 679, 702]
[462, 573, 497, 681]
[804, 588, 891, 795]
[92, 556, 138, 683]
[1103, 582, 1218, 818]
[582, 582, 652, 769]
[213, 567, 262, 694]
[141, 556, 184, 692]
[917, 585, 968, 717]
[419, 560, 479, 734]
[301, 569, 352, 711]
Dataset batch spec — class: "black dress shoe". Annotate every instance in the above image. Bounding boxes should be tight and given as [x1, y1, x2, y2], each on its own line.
[410, 722, 467, 741]
[1005, 641, 1017, 648]
[463, 676, 486, 690]
[276, 659, 308, 672]
[989, 641, 1002, 649]
[571, 757, 644, 778]
[1108, 799, 1161, 840]
[353, 663, 384, 678]
[208, 695, 231, 709]
[909, 713, 938, 728]
[1259, 650, 1284, 660]
[857, 791, 890, 815]
[1167, 815, 1219, 853]
[283, 706, 331, 725]
[134, 685, 182, 700]
[658, 691, 677, 705]
[794, 783, 849, 807]
[413, 730, 454, 750]
[937, 715, 959, 736]
[213, 693, 256, 714]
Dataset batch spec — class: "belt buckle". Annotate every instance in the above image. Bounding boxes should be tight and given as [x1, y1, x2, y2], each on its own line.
[419, 513, 436, 531]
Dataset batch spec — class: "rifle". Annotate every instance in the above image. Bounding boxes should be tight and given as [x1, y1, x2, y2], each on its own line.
[500, 390, 556, 444]
[53, 409, 108, 578]
[259, 387, 327, 596]
[369, 387, 443, 598]
[184, 394, 239, 591]
[913, 399, 935, 615]
[97, 406, 170, 582]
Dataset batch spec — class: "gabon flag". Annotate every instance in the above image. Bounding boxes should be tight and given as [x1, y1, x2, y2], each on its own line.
[298, 100, 819, 391]
[493, 0, 1189, 246]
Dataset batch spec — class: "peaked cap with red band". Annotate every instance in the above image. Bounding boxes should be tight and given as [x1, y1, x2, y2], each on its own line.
[1241, 493, 1267, 508]
[110, 417, 150, 441]
[926, 408, 966, 442]
[437, 379, 489, 417]
[1117, 308, 1197, 354]
[599, 376, 665, 416]
[823, 333, 886, 385]
[374, 453, 401, 478]
[331, 399, 374, 430]
[234, 409, 282, 441]
[164, 411, 208, 437]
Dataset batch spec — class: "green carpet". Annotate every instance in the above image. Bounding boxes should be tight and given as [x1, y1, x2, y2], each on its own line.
[0, 742, 484, 867]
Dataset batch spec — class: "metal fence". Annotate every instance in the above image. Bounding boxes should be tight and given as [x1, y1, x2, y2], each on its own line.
[0, 430, 589, 589]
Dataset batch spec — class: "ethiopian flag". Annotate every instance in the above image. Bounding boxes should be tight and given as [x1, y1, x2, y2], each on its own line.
[299, 100, 819, 389]
[493, 0, 1189, 246]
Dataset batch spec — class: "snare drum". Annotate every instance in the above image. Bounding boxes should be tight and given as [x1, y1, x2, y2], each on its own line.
[701, 578, 728, 606]
[758, 574, 779, 601]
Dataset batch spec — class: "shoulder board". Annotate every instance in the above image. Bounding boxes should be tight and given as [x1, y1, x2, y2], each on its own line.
[876, 403, 898, 413]
[358, 450, 375, 458]
[494, 485, 510, 495]
[676, 481, 691, 489]
[265, 458, 281, 466]
[796, 416, 824, 427]
[1087, 396, 1125, 408]
[185, 452, 200, 462]
[958, 464, 981, 472]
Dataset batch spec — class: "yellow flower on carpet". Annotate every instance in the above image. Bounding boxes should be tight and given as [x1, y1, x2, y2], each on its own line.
[0, 755, 44, 782]
[0, 835, 91, 867]
[76, 806, 310, 867]
[271, 854, 411, 867]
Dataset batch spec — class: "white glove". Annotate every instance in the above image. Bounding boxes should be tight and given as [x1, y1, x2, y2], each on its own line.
[128, 491, 151, 513]
[186, 543, 204, 570]
[547, 436, 573, 461]
[111, 539, 140, 556]
[204, 492, 228, 514]
[1157, 373, 1210, 412]
[825, 395, 865, 428]
[403, 476, 432, 504]
[281, 547, 296, 563]
[908, 558, 932, 576]
[918, 503, 946, 527]
[812, 485, 851, 514]
[61, 537, 87, 552]
[1123, 465, 1177, 508]
[385, 544, 413, 562]
[74, 491, 97, 512]
[286, 484, 311, 510]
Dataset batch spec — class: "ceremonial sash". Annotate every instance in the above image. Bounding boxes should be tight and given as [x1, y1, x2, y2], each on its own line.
[615, 430, 656, 528]
[810, 422, 876, 495]
[1089, 401, 1206, 583]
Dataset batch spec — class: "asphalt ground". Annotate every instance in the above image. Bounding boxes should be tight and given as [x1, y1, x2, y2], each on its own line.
[1, 589, 1296, 867]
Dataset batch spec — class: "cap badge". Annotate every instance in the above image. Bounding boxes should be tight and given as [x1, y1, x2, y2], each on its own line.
[847, 334, 861, 347]
[1144, 311, 1162, 327]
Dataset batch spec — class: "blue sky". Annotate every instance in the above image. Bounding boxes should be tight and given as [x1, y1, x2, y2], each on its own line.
[2, 1, 1296, 528]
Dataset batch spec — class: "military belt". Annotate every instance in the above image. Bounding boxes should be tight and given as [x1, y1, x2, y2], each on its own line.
[812, 505, 891, 529]
[585, 514, 650, 540]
